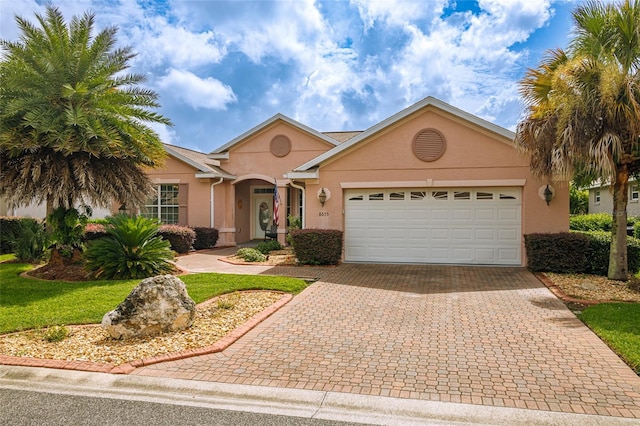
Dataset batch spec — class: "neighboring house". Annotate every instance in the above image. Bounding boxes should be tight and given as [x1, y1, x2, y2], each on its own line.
[0, 201, 111, 219]
[588, 179, 640, 216]
[147, 96, 568, 266]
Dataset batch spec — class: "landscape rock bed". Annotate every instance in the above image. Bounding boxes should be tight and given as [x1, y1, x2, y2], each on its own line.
[0, 291, 283, 366]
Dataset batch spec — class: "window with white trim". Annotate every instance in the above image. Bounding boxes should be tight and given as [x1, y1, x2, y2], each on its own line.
[631, 185, 639, 202]
[142, 184, 180, 224]
[595, 190, 601, 205]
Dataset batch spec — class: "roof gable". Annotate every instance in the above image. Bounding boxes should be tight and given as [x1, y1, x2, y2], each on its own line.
[163, 144, 235, 179]
[291, 96, 515, 172]
[210, 113, 340, 157]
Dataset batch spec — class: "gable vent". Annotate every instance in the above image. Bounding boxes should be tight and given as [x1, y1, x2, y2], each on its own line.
[270, 135, 291, 157]
[412, 129, 446, 162]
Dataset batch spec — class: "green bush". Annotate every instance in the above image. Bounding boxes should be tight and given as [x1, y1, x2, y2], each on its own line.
[192, 227, 219, 250]
[236, 247, 266, 262]
[84, 214, 175, 280]
[158, 225, 196, 253]
[47, 206, 92, 258]
[525, 231, 640, 275]
[569, 184, 589, 215]
[578, 231, 640, 276]
[42, 325, 69, 342]
[569, 213, 612, 232]
[286, 215, 302, 246]
[290, 229, 342, 265]
[5, 218, 50, 263]
[0, 217, 30, 254]
[524, 233, 590, 273]
[256, 240, 282, 254]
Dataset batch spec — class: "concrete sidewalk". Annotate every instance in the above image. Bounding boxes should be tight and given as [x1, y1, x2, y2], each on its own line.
[2, 365, 637, 425]
[174, 247, 275, 275]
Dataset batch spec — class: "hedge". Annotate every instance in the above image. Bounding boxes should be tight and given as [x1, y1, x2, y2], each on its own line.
[524, 231, 640, 275]
[158, 225, 196, 254]
[0, 217, 41, 254]
[192, 227, 219, 250]
[84, 223, 107, 241]
[290, 229, 342, 265]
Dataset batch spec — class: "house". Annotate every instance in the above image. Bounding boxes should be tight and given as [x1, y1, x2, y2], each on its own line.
[150, 96, 568, 266]
[588, 180, 640, 216]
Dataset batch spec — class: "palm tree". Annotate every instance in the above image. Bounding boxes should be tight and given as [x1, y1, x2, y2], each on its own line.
[0, 6, 170, 216]
[515, 0, 640, 280]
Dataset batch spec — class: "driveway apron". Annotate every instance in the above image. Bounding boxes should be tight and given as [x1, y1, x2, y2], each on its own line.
[133, 264, 640, 418]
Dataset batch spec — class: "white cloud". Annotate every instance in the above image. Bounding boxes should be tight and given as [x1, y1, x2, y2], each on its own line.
[350, 0, 447, 29]
[157, 69, 237, 110]
[128, 16, 227, 69]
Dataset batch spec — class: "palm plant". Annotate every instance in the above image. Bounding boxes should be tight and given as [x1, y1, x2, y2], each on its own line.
[84, 215, 174, 280]
[515, 0, 640, 280]
[0, 6, 170, 215]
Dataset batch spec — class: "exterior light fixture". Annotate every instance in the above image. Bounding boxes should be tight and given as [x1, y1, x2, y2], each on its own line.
[319, 188, 327, 207]
[544, 185, 553, 206]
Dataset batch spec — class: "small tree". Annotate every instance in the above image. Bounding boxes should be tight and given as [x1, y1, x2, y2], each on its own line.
[515, 0, 640, 280]
[0, 6, 171, 262]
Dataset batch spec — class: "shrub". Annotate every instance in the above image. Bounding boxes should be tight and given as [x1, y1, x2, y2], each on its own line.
[578, 231, 640, 276]
[84, 214, 175, 280]
[192, 227, 219, 250]
[0, 217, 30, 254]
[42, 325, 69, 342]
[569, 184, 589, 215]
[7, 219, 50, 263]
[236, 247, 266, 262]
[158, 225, 196, 254]
[524, 233, 590, 273]
[256, 239, 282, 254]
[286, 215, 302, 246]
[525, 231, 640, 275]
[569, 213, 612, 232]
[290, 229, 342, 265]
[84, 223, 107, 241]
[47, 206, 92, 258]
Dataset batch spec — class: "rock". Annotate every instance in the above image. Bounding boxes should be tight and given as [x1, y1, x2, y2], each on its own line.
[101, 275, 196, 340]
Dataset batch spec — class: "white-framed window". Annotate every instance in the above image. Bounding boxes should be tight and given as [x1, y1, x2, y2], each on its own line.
[631, 185, 639, 202]
[142, 184, 180, 224]
[595, 190, 601, 205]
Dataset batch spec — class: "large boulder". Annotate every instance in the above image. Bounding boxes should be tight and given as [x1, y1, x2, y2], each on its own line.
[101, 275, 196, 340]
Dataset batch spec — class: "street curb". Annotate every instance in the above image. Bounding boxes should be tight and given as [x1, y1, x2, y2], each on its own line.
[0, 293, 293, 375]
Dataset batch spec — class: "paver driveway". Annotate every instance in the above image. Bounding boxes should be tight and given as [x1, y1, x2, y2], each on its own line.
[133, 264, 640, 418]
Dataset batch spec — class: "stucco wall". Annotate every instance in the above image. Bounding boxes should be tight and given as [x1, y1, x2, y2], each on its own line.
[300, 108, 569, 265]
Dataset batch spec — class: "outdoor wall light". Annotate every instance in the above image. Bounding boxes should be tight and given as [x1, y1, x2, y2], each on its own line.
[544, 184, 553, 206]
[319, 188, 327, 207]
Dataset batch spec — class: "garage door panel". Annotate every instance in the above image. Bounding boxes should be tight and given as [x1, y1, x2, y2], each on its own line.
[345, 188, 522, 265]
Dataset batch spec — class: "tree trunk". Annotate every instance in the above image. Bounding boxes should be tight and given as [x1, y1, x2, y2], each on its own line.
[609, 166, 629, 281]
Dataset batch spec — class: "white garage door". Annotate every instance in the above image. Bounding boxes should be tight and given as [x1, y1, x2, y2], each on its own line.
[344, 188, 522, 265]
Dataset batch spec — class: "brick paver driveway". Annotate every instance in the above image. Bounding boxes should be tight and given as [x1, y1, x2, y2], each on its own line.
[134, 264, 640, 418]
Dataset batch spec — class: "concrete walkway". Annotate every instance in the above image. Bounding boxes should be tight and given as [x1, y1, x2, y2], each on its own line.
[132, 259, 640, 420]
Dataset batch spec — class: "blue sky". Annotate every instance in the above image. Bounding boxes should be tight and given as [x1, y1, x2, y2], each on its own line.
[0, 0, 583, 153]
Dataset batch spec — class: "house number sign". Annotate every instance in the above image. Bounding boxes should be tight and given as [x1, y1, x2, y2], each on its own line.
[319, 211, 329, 217]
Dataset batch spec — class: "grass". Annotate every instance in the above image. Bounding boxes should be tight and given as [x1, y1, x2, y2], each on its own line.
[0, 261, 307, 334]
[579, 303, 640, 374]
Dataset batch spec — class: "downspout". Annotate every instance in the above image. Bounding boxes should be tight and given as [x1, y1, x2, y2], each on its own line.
[209, 178, 224, 228]
[288, 180, 306, 228]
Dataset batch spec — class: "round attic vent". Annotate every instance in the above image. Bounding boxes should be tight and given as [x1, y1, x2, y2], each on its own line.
[412, 129, 446, 162]
[270, 135, 291, 157]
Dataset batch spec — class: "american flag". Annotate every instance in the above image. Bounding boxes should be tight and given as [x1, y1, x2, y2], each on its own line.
[273, 182, 280, 227]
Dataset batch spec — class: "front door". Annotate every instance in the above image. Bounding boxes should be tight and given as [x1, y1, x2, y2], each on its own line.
[252, 191, 273, 240]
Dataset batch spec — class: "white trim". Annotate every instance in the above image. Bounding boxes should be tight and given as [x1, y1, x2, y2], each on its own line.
[152, 178, 180, 184]
[340, 179, 526, 189]
[195, 172, 235, 179]
[283, 169, 320, 180]
[164, 145, 219, 171]
[218, 228, 236, 233]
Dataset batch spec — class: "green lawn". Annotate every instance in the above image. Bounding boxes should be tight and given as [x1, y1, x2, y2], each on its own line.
[0, 261, 307, 333]
[579, 303, 640, 374]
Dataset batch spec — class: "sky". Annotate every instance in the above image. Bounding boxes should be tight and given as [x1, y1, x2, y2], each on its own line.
[0, 0, 584, 153]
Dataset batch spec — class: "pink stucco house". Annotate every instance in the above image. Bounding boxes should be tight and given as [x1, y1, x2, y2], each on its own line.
[143, 96, 569, 266]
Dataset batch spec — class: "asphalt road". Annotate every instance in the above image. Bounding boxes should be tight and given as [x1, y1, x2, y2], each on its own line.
[0, 389, 367, 426]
